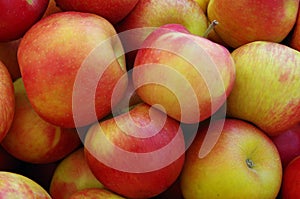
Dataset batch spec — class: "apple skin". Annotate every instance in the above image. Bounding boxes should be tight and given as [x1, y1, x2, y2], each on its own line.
[0, 61, 15, 143]
[133, 24, 235, 123]
[1, 78, 82, 164]
[18, 11, 128, 128]
[0, 171, 51, 198]
[180, 118, 282, 199]
[271, 123, 300, 168]
[207, 0, 299, 48]
[290, 9, 300, 51]
[84, 103, 185, 199]
[0, 0, 50, 42]
[49, 148, 104, 199]
[282, 156, 300, 199]
[227, 41, 300, 136]
[54, 0, 139, 24]
[0, 39, 22, 81]
[69, 188, 125, 199]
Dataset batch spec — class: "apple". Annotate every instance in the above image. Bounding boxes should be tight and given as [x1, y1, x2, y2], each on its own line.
[132, 24, 235, 123]
[0, 39, 22, 81]
[207, 0, 299, 48]
[17, 11, 128, 128]
[227, 41, 300, 136]
[0, 0, 50, 42]
[69, 188, 125, 199]
[282, 156, 300, 198]
[116, 0, 208, 69]
[54, 0, 139, 24]
[84, 103, 185, 199]
[0, 171, 51, 198]
[1, 78, 82, 164]
[49, 147, 104, 199]
[180, 118, 282, 199]
[290, 8, 300, 51]
[0, 61, 15, 143]
[271, 123, 300, 168]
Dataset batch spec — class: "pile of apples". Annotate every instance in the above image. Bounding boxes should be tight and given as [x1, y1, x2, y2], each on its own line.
[0, 0, 300, 198]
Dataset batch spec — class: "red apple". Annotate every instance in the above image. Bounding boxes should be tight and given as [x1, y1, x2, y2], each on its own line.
[180, 119, 282, 199]
[132, 24, 235, 123]
[84, 103, 185, 199]
[290, 8, 300, 51]
[227, 41, 300, 136]
[50, 148, 104, 199]
[1, 78, 82, 164]
[207, 0, 299, 48]
[0, 171, 51, 198]
[54, 0, 139, 24]
[0, 61, 15, 143]
[282, 156, 300, 199]
[271, 123, 300, 168]
[17, 11, 128, 128]
[0, 0, 50, 42]
[69, 188, 125, 199]
[0, 39, 22, 81]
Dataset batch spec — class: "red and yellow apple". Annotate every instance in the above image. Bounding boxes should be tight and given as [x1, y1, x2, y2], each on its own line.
[180, 119, 282, 199]
[0, 0, 50, 42]
[84, 103, 185, 198]
[207, 0, 299, 48]
[227, 41, 300, 136]
[18, 11, 128, 128]
[0, 61, 15, 143]
[0, 171, 51, 198]
[133, 24, 235, 123]
[1, 78, 81, 164]
[49, 148, 104, 199]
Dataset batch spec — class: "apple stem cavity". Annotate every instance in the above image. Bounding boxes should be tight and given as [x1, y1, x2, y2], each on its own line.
[246, 158, 255, 169]
[203, 20, 219, 38]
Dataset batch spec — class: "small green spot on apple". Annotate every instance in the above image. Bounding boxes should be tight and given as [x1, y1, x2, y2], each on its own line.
[246, 158, 255, 169]
[26, 0, 33, 5]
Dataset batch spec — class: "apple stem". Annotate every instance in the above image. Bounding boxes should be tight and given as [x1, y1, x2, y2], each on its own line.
[203, 20, 219, 38]
[246, 158, 255, 169]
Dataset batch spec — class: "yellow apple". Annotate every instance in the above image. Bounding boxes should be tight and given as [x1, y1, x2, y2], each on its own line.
[180, 119, 282, 199]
